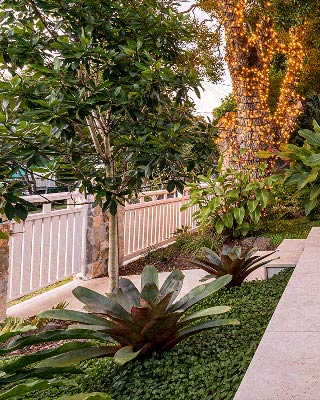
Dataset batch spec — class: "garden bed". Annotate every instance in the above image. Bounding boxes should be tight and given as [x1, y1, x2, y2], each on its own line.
[11, 268, 293, 400]
[120, 215, 320, 276]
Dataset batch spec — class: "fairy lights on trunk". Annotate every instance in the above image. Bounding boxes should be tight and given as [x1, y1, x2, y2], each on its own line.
[215, 0, 305, 170]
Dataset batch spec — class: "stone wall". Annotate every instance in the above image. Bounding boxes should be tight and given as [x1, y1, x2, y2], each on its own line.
[0, 224, 10, 320]
[84, 205, 109, 279]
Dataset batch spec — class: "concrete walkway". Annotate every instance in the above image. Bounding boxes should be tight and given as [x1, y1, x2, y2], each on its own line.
[234, 227, 320, 400]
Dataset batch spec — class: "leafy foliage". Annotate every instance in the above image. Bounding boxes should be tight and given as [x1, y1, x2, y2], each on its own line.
[0, 0, 222, 221]
[189, 246, 277, 288]
[278, 120, 320, 215]
[181, 162, 275, 237]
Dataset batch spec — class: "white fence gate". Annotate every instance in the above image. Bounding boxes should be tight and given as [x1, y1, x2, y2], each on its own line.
[8, 188, 198, 300]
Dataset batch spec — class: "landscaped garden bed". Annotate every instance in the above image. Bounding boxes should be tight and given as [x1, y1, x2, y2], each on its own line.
[3, 269, 292, 400]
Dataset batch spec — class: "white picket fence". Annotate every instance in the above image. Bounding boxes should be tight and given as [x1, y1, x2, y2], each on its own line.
[8, 192, 88, 300]
[8, 188, 198, 300]
[123, 189, 198, 261]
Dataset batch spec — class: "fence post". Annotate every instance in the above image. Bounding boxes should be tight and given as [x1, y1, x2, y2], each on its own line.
[0, 224, 10, 321]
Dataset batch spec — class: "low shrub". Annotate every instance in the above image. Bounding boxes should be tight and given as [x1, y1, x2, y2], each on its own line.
[10, 269, 292, 400]
[182, 162, 275, 237]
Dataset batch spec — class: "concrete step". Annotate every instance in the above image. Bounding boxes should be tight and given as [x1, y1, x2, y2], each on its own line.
[256, 239, 305, 279]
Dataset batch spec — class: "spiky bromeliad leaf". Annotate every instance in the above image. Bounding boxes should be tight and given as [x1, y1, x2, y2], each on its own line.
[0, 379, 71, 400]
[168, 275, 232, 312]
[57, 394, 112, 400]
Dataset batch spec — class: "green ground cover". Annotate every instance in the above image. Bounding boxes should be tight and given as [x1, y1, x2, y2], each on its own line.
[6, 269, 292, 400]
[258, 216, 320, 246]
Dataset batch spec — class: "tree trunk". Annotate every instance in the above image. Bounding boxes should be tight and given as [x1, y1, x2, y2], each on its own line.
[216, 1, 305, 170]
[86, 111, 121, 293]
[107, 211, 119, 292]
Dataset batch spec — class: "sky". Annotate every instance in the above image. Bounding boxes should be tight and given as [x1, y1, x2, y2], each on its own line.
[180, 1, 233, 117]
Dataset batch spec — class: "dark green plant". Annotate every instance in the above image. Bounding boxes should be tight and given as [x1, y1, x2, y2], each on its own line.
[277, 120, 320, 215]
[189, 246, 278, 288]
[181, 161, 275, 237]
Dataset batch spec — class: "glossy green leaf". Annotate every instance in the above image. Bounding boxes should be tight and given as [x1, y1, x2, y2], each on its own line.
[233, 207, 245, 225]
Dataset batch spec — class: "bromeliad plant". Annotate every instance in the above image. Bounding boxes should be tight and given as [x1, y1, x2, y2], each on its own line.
[0, 266, 238, 384]
[189, 246, 278, 288]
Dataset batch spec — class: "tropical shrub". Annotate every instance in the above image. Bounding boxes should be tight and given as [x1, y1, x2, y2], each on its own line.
[189, 246, 277, 287]
[278, 120, 320, 215]
[181, 162, 275, 236]
[0, 266, 238, 385]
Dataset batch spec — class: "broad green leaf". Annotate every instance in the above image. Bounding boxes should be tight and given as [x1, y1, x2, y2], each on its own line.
[180, 203, 192, 211]
[297, 171, 318, 190]
[2, 342, 93, 373]
[233, 207, 245, 225]
[176, 319, 240, 341]
[159, 269, 184, 303]
[310, 184, 320, 201]
[202, 247, 221, 266]
[247, 199, 259, 213]
[256, 189, 269, 208]
[286, 173, 303, 185]
[140, 283, 159, 304]
[240, 222, 250, 236]
[209, 197, 221, 211]
[305, 199, 318, 215]
[0, 329, 111, 355]
[313, 120, 320, 132]
[215, 219, 224, 234]
[141, 265, 159, 290]
[118, 278, 140, 308]
[222, 212, 233, 228]
[308, 153, 320, 166]
[299, 129, 320, 146]
[113, 346, 142, 366]
[250, 207, 261, 224]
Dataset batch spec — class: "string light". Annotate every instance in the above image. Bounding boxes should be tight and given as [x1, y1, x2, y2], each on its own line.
[216, 1, 305, 172]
